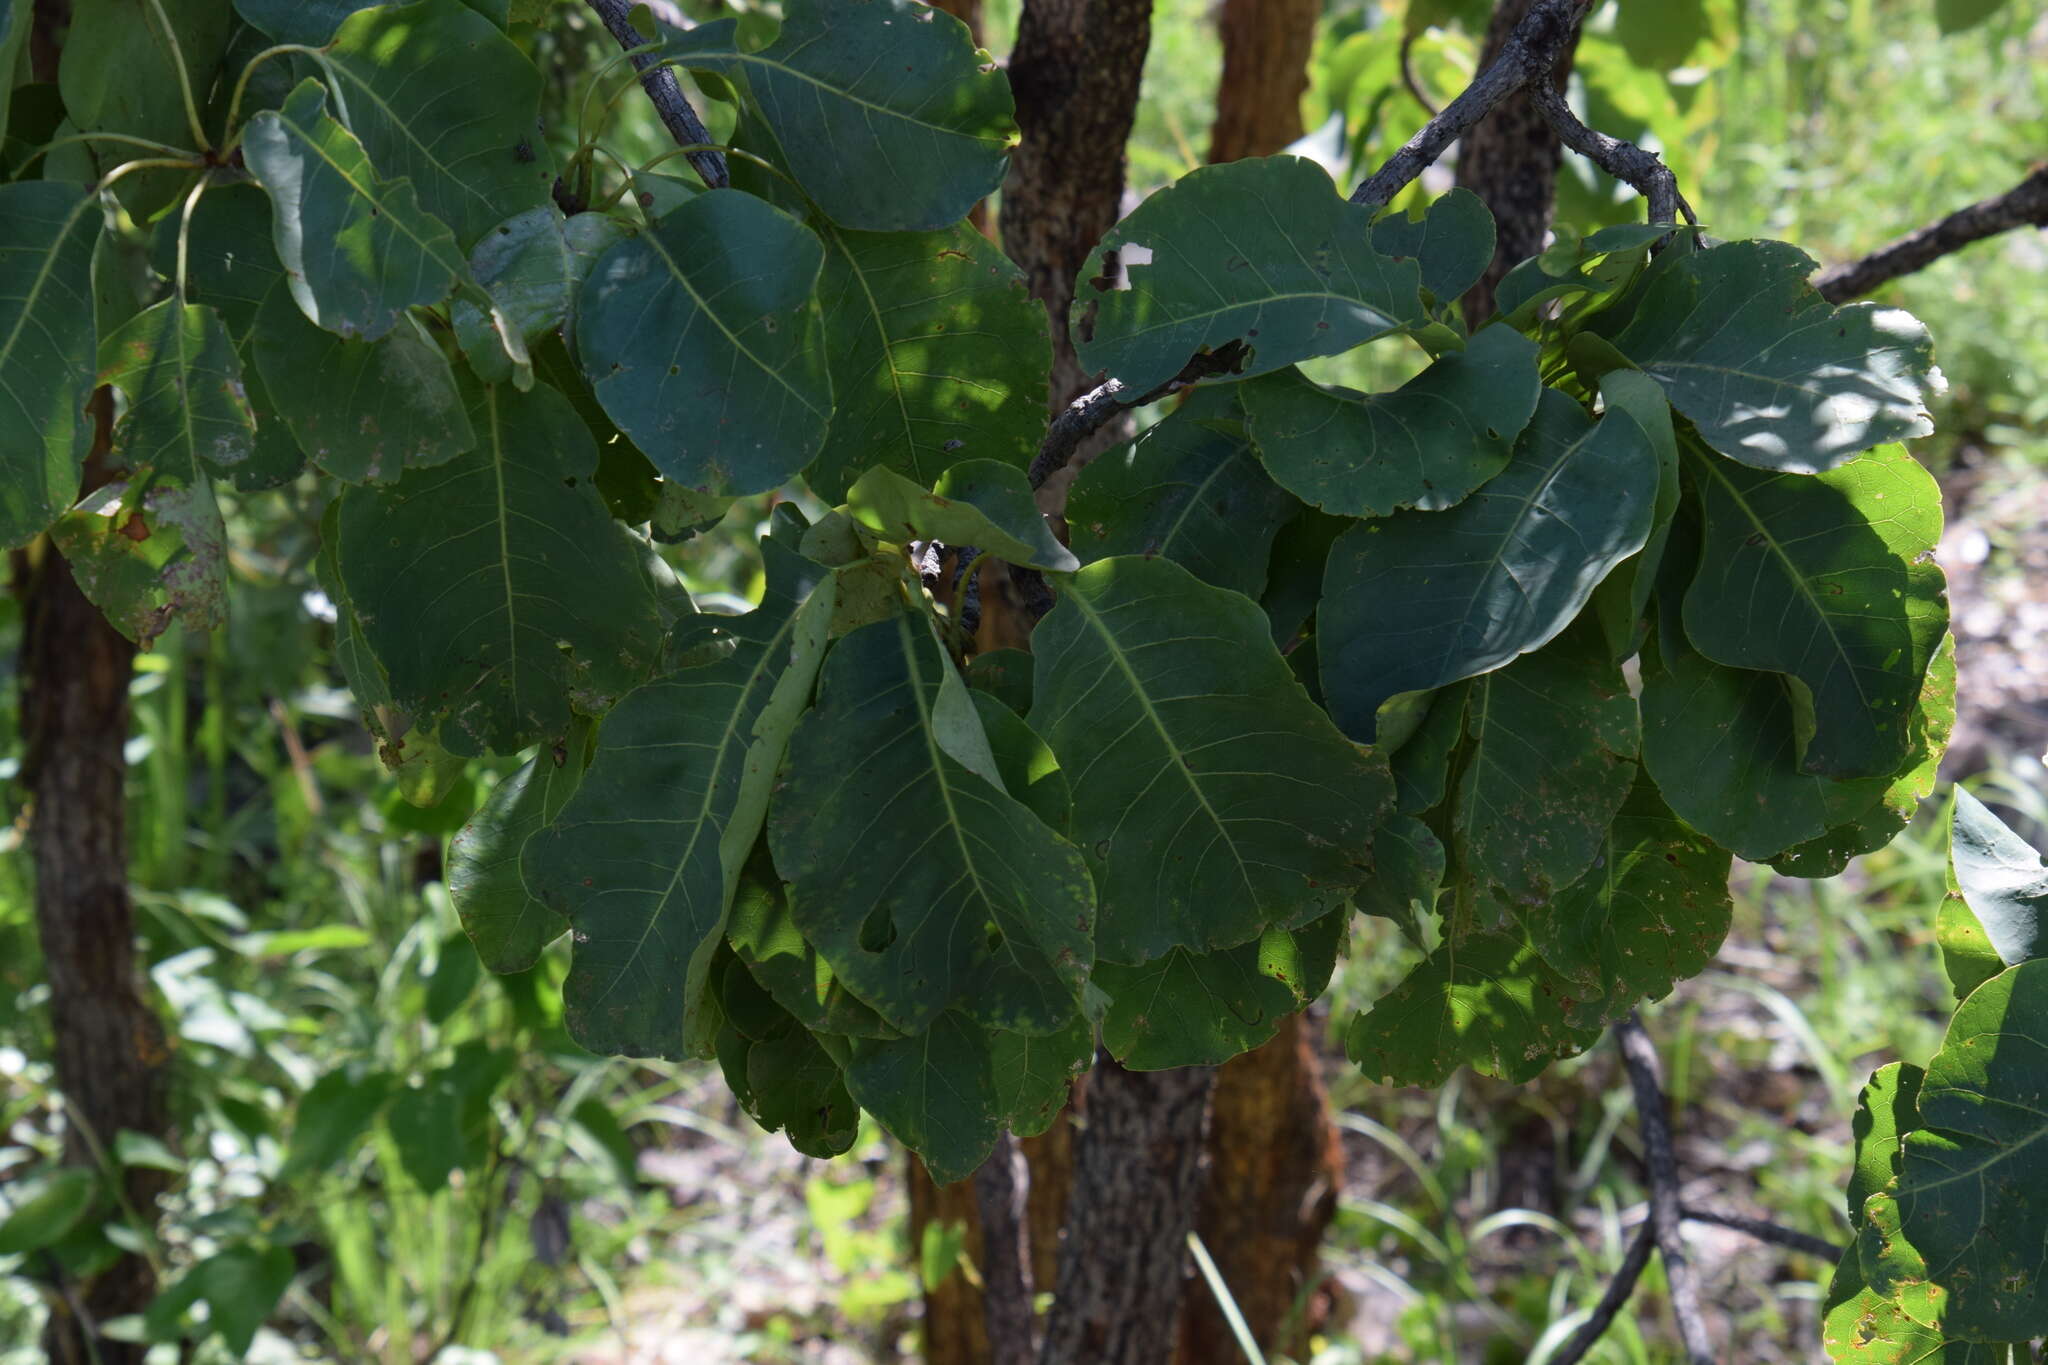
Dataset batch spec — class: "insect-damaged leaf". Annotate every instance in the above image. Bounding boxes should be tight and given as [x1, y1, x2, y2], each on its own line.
[576, 189, 832, 497]
[0, 182, 97, 550]
[1030, 556, 1391, 965]
[243, 79, 466, 340]
[335, 381, 664, 756]
[661, 0, 1014, 232]
[770, 611, 1095, 1036]
[1072, 156, 1428, 394]
[522, 545, 835, 1058]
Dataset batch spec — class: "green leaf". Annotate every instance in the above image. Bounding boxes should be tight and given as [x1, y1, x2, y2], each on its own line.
[847, 459, 1076, 572]
[1319, 386, 1660, 739]
[744, 1026, 861, 1158]
[57, 0, 230, 212]
[49, 477, 226, 647]
[843, 1011, 1001, 1184]
[448, 721, 591, 974]
[0, 4, 30, 153]
[1068, 386, 1300, 599]
[454, 208, 626, 384]
[283, 1068, 395, 1177]
[1614, 0, 1707, 68]
[728, 842, 898, 1040]
[990, 1013, 1090, 1137]
[1240, 325, 1540, 519]
[1452, 626, 1639, 910]
[1685, 442, 1947, 779]
[1098, 909, 1344, 1070]
[335, 380, 665, 755]
[1492, 221, 1672, 331]
[1936, 0, 2011, 34]
[424, 930, 481, 1023]
[1848, 1062, 1925, 1229]
[970, 691, 1072, 838]
[148, 1243, 294, 1356]
[1072, 156, 1427, 393]
[771, 611, 1095, 1035]
[0, 1168, 97, 1255]
[576, 190, 831, 497]
[808, 222, 1050, 502]
[1938, 894, 2009, 1005]
[1528, 770, 1733, 1023]
[1356, 816, 1443, 933]
[1822, 1246, 2021, 1364]
[1369, 187, 1495, 309]
[1601, 240, 1940, 474]
[244, 79, 468, 340]
[326, 0, 556, 247]
[663, 0, 1014, 232]
[230, 0, 375, 43]
[0, 182, 98, 550]
[97, 299, 255, 480]
[1030, 556, 1391, 964]
[1863, 960, 2048, 1341]
[522, 544, 836, 1058]
[1949, 788, 2048, 968]
[254, 290, 473, 482]
[156, 183, 283, 337]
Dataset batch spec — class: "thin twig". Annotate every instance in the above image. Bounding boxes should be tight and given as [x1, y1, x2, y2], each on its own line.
[1814, 164, 2048, 301]
[1398, 29, 1439, 117]
[972, 1131, 1040, 1365]
[1550, 1221, 1656, 1365]
[1526, 81, 1696, 228]
[1349, 0, 1593, 209]
[1678, 1205, 1842, 1261]
[1027, 341, 1251, 493]
[1617, 1011, 1716, 1365]
[583, 0, 730, 189]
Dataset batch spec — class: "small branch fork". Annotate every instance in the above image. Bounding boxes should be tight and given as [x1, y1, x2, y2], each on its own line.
[584, 0, 730, 190]
[1526, 81, 1696, 228]
[1026, 341, 1251, 494]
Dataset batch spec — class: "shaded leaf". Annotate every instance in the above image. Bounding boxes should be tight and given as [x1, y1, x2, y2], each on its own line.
[282, 1068, 395, 1177]
[57, 0, 230, 212]
[847, 458, 1076, 571]
[844, 1011, 999, 1185]
[1370, 187, 1495, 309]
[454, 207, 626, 384]
[448, 718, 593, 974]
[991, 1012, 1091, 1137]
[1935, 0, 2010, 32]
[97, 299, 254, 480]
[231, 0, 375, 43]
[728, 842, 898, 1040]
[0, 182, 98, 550]
[145, 1243, 294, 1357]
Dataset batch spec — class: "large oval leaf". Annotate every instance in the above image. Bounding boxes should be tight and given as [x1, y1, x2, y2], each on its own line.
[0, 182, 98, 550]
[1684, 442, 1947, 779]
[770, 611, 1095, 1036]
[1072, 156, 1427, 393]
[1029, 555, 1392, 964]
[97, 299, 254, 481]
[1319, 385, 1661, 739]
[576, 190, 832, 497]
[663, 0, 1014, 232]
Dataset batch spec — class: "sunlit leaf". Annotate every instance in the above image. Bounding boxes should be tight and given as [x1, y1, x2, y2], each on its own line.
[847, 459, 1077, 571]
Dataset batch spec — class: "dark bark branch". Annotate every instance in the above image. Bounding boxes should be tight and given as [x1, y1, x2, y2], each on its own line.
[1550, 1221, 1657, 1365]
[973, 1131, 1040, 1365]
[1349, 0, 1592, 210]
[584, 0, 730, 190]
[1814, 165, 2048, 302]
[1526, 80, 1694, 227]
[1617, 1012, 1715, 1365]
[1028, 341, 1250, 494]
[1678, 1205, 1842, 1261]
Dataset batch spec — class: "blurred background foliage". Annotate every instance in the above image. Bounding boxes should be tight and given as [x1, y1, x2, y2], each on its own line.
[2, 0, 2044, 1360]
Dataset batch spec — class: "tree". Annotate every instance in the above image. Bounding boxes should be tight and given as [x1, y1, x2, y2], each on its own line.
[5, 0, 2045, 1361]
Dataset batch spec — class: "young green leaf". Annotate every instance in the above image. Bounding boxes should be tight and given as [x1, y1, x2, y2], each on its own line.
[0, 182, 98, 550]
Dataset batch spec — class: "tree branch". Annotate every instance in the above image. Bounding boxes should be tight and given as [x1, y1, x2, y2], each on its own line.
[1028, 341, 1251, 495]
[1526, 80, 1694, 228]
[584, 0, 730, 190]
[1551, 1221, 1657, 1365]
[1617, 1011, 1715, 1365]
[1814, 164, 2048, 302]
[1678, 1205, 1842, 1261]
[973, 1131, 1040, 1365]
[1349, 0, 1593, 210]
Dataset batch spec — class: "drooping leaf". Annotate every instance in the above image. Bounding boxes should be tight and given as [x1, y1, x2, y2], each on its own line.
[744, 1026, 860, 1158]
[662, 0, 1015, 232]
[843, 1011, 1000, 1185]
[1098, 909, 1344, 1070]
[1319, 385, 1659, 739]
[97, 299, 255, 480]
[453, 208, 627, 384]
[1684, 442, 1947, 779]
[990, 1012, 1091, 1138]
[1389, 681, 1468, 816]
[1068, 385, 1301, 599]
[728, 842, 897, 1040]
[1600, 239, 1940, 474]
[1071, 156, 1427, 393]
[49, 477, 226, 647]
[807, 222, 1050, 502]
[576, 189, 831, 497]
[1030, 555, 1392, 964]
[847, 459, 1077, 572]
[1240, 324, 1540, 518]
[1369, 187, 1495, 309]
[243, 79, 467, 340]
[521, 545, 835, 1058]
[1949, 788, 2048, 969]
[970, 691, 1072, 838]
[447, 718, 592, 974]
[335, 380, 665, 756]
[1356, 816, 1444, 937]
[325, 0, 556, 247]
[1862, 960, 2048, 1342]
[1451, 626, 1639, 910]
[253, 289, 474, 483]
[0, 182, 98, 550]
[771, 611, 1095, 1036]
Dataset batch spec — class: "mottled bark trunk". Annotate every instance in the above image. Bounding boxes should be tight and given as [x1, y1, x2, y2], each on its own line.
[19, 391, 173, 1365]
[1206, 0, 1318, 163]
[1453, 0, 1582, 326]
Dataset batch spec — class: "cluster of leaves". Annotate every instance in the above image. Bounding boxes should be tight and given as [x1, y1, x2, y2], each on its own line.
[1824, 791, 2048, 1362]
[3, 0, 1953, 1185]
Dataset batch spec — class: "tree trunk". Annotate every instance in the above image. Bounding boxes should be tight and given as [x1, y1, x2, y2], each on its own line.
[924, 0, 982, 34]
[19, 390, 173, 1365]
[1453, 0, 1582, 326]
[1206, 0, 1319, 164]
